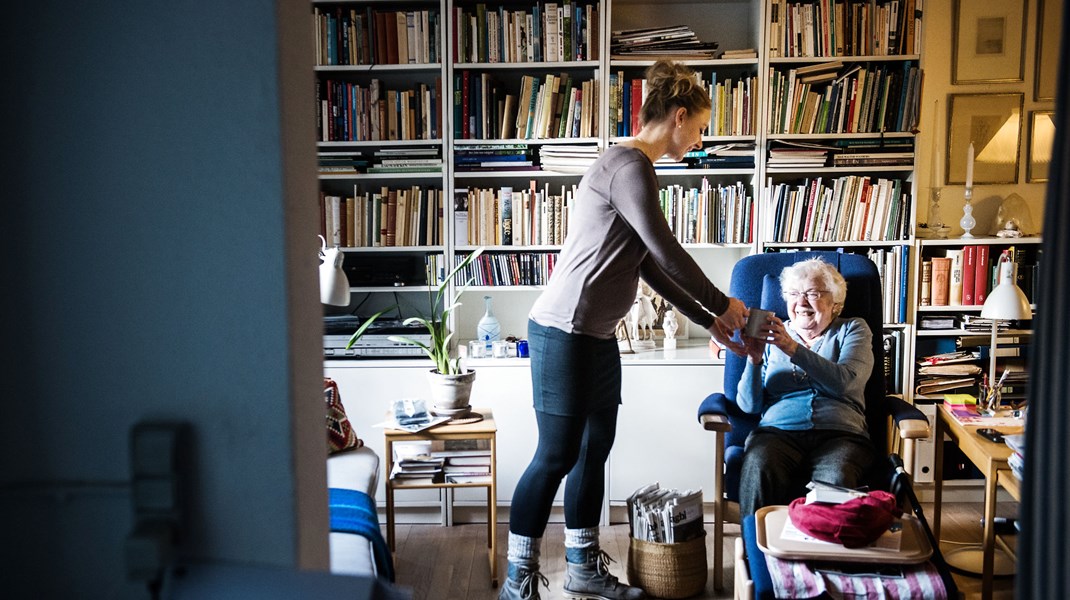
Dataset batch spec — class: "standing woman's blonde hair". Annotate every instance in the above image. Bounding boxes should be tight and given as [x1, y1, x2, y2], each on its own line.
[639, 60, 712, 127]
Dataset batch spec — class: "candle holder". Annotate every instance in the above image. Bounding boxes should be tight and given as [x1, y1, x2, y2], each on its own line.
[927, 187, 950, 239]
[959, 187, 976, 239]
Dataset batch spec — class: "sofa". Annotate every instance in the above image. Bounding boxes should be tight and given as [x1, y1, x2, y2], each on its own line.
[326, 445, 384, 577]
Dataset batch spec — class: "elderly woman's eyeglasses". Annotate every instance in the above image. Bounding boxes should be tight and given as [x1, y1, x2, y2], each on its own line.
[785, 290, 828, 301]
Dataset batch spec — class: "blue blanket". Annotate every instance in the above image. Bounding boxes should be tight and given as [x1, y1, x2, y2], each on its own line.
[329, 488, 395, 582]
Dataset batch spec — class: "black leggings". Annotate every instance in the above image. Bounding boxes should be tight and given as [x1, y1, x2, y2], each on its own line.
[508, 406, 619, 537]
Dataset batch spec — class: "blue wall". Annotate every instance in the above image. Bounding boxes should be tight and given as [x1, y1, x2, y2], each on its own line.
[0, 1, 327, 595]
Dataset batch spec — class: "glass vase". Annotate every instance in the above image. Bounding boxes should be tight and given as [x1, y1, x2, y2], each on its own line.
[476, 295, 500, 351]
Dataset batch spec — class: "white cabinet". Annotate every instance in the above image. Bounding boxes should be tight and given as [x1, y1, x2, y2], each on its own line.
[327, 349, 724, 522]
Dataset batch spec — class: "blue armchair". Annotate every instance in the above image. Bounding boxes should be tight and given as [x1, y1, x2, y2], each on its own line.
[696, 251, 930, 591]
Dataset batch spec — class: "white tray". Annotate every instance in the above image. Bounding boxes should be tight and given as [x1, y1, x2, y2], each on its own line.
[755, 505, 933, 564]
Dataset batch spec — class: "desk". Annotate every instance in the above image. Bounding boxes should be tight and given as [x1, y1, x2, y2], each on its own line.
[383, 408, 498, 587]
[932, 404, 1024, 600]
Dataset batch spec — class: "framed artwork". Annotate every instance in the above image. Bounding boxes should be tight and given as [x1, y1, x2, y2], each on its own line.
[952, 0, 1027, 84]
[946, 93, 1023, 185]
[1035, 0, 1062, 101]
[1028, 111, 1055, 183]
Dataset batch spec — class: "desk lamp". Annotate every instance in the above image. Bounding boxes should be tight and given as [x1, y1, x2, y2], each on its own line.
[978, 250, 1032, 413]
[319, 235, 350, 306]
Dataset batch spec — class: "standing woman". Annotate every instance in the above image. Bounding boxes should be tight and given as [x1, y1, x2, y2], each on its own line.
[499, 60, 749, 600]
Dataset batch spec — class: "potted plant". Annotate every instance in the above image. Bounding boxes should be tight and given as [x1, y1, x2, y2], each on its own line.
[346, 247, 485, 416]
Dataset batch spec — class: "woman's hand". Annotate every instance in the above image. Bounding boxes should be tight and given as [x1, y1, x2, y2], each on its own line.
[715, 297, 748, 332]
[707, 319, 747, 357]
[764, 315, 800, 357]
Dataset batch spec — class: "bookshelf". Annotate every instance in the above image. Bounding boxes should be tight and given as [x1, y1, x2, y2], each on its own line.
[317, 0, 939, 518]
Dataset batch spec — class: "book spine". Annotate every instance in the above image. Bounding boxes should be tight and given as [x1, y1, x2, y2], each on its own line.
[975, 244, 990, 304]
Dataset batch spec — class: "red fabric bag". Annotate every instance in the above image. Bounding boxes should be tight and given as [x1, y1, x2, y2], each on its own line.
[787, 490, 902, 548]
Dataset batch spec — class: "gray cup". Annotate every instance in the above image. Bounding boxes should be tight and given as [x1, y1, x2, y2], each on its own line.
[745, 308, 773, 338]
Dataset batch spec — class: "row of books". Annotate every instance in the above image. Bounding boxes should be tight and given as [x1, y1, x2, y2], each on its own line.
[320, 187, 444, 248]
[610, 25, 719, 60]
[659, 180, 755, 245]
[317, 78, 442, 142]
[765, 175, 913, 243]
[452, 252, 559, 287]
[767, 62, 921, 135]
[768, 0, 922, 58]
[883, 329, 905, 394]
[454, 71, 598, 140]
[868, 245, 910, 324]
[391, 439, 492, 485]
[609, 73, 757, 138]
[538, 144, 600, 173]
[454, 183, 574, 246]
[454, 2, 599, 64]
[314, 8, 442, 67]
[627, 483, 704, 544]
[919, 246, 1040, 308]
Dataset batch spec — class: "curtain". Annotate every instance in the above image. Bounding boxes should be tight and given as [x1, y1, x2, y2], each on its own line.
[1018, 3, 1070, 598]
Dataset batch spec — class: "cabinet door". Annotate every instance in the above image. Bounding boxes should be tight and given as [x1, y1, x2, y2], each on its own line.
[610, 365, 725, 504]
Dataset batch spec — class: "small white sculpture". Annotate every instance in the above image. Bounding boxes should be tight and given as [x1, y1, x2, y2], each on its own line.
[662, 308, 679, 339]
[990, 193, 1037, 237]
[662, 307, 679, 350]
[629, 282, 654, 344]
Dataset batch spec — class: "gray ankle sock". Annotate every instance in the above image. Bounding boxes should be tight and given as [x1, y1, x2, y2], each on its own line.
[564, 526, 598, 563]
[507, 532, 540, 579]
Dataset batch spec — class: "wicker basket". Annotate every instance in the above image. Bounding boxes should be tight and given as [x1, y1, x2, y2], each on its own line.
[626, 534, 707, 599]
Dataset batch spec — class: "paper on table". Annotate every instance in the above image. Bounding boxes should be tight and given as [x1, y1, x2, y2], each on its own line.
[781, 516, 903, 552]
[374, 415, 451, 433]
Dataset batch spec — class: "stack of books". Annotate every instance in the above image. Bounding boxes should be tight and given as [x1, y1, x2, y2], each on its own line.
[391, 441, 444, 484]
[691, 143, 756, 168]
[719, 48, 758, 60]
[433, 439, 492, 484]
[1004, 433, 1025, 480]
[767, 141, 833, 168]
[610, 25, 718, 59]
[317, 151, 371, 175]
[455, 144, 535, 172]
[368, 148, 442, 173]
[538, 144, 600, 173]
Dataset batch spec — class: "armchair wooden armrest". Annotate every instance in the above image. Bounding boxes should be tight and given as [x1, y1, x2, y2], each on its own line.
[700, 413, 732, 432]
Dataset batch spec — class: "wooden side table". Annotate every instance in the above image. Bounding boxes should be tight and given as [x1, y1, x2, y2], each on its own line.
[383, 408, 498, 587]
[932, 404, 1024, 600]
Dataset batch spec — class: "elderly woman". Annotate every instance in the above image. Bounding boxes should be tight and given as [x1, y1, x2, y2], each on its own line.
[737, 258, 875, 517]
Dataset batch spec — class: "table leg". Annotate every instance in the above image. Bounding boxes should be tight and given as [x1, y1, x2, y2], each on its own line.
[932, 415, 945, 539]
[385, 439, 396, 551]
[489, 436, 499, 587]
[982, 468, 998, 600]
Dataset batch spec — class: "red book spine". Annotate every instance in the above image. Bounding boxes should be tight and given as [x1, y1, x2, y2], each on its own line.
[974, 244, 990, 304]
[630, 79, 642, 135]
[962, 245, 977, 305]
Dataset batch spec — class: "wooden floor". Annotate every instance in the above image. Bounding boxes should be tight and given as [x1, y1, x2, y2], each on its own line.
[389, 502, 1018, 599]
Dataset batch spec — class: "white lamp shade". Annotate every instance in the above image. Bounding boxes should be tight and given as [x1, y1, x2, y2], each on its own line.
[319, 245, 350, 306]
[980, 259, 1031, 321]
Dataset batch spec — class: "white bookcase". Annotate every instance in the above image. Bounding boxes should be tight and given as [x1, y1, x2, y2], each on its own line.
[317, 0, 928, 519]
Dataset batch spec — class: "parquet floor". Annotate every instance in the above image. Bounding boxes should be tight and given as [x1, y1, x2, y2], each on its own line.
[389, 501, 1017, 599]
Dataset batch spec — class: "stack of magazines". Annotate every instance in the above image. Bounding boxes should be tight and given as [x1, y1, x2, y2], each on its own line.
[627, 483, 703, 543]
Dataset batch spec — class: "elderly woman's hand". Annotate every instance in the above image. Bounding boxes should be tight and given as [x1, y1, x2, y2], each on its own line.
[765, 315, 801, 357]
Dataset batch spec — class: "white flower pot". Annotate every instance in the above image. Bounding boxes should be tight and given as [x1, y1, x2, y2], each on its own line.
[427, 368, 476, 416]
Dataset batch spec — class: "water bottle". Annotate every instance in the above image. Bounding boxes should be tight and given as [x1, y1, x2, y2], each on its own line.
[476, 295, 501, 351]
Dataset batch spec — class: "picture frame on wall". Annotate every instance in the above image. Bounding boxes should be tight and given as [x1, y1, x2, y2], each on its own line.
[1035, 0, 1062, 101]
[946, 93, 1023, 185]
[952, 0, 1027, 84]
[1028, 111, 1055, 183]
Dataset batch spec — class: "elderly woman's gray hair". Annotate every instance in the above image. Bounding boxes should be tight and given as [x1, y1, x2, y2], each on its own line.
[779, 258, 848, 305]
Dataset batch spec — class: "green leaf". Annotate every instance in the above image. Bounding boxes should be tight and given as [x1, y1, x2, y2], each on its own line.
[344, 307, 395, 350]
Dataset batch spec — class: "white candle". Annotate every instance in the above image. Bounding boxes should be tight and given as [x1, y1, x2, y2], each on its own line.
[965, 142, 974, 189]
[931, 100, 942, 187]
